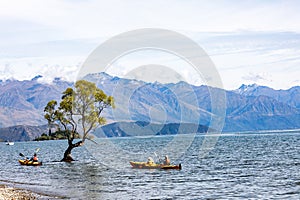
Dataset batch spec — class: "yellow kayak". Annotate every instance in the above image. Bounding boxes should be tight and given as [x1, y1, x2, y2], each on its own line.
[19, 159, 42, 166]
[130, 161, 181, 170]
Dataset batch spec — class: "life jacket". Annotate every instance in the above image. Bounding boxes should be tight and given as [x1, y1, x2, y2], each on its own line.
[33, 156, 38, 161]
[164, 158, 170, 165]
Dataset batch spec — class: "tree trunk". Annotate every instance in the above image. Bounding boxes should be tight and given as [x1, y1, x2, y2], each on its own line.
[61, 140, 84, 162]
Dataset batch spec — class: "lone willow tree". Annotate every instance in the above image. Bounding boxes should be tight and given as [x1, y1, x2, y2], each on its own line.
[44, 80, 114, 162]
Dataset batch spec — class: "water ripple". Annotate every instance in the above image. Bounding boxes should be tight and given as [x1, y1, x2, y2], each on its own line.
[0, 133, 299, 199]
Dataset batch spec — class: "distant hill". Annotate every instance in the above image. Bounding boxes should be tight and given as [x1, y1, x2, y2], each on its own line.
[0, 76, 72, 128]
[0, 125, 48, 142]
[0, 73, 300, 134]
[93, 121, 212, 138]
[0, 122, 211, 141]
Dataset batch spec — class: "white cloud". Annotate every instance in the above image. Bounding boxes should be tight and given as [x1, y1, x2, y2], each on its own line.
[0, 1, 300, 89]
[37, 64, 81, 84]
[0, 56, 82, 83]
[1, 0, 300, 39]
[106, 49, 207, 86]
[242, 72, 272, 83]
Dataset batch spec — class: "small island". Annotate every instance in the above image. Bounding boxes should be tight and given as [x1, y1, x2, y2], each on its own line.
[34, 130, 80, 141]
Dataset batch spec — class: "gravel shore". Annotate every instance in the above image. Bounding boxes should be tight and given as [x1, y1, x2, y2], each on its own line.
[0, 185, 39, 200]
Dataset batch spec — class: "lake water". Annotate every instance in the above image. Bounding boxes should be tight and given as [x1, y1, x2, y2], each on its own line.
[0, 132, 300, 199]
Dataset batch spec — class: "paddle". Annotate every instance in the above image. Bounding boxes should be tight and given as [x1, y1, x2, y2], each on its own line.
[35, 148, 40, 153]
[19, 152, 29, 161]
[19, 148, 40, 159]
[154, 152, 163, 164]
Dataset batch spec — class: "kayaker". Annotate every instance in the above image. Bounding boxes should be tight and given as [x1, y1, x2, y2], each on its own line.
[164, 155, 170, 165]
[30, 153, 38, 162]
[147, 157, 154, 165]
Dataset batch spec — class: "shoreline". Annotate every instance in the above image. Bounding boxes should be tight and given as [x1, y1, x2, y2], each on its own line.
[0, 184, 39, 200]
[0, 184, 65, 200]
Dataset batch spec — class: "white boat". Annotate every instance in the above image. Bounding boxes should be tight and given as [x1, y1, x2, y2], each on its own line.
[6, 142, 14, 145]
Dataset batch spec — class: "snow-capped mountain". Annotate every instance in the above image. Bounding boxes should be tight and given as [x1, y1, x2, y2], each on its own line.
[0, 73, 300, 136]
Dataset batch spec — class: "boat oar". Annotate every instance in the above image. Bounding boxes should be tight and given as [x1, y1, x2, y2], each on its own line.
[154, 152, 162, 163]
[35, 148, 40, 153]
[19, 152, 29, 160]
[20, 148, 39, 158]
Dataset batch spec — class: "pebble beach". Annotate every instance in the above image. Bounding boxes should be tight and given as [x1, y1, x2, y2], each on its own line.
[0, 185, 39, 200]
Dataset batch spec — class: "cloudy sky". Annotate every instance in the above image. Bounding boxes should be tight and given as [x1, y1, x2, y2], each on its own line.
[0, 0, 300, 89]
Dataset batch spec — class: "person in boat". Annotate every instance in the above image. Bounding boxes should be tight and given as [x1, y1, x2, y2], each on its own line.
[164, 155, 170, 165]
[147, 157, 154, 165]
[30, 153, 38, 162]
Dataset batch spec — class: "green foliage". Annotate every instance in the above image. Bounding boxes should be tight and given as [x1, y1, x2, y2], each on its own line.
[44, 100, 58, 125]
[44, 80, 114, 143]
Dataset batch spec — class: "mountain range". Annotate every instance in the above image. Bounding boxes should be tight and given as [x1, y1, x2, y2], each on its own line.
[0, 73, 300, 141]
[84, 73, 300, 132]
[0, 76, 72, 128]
[0, 125, 48, 142]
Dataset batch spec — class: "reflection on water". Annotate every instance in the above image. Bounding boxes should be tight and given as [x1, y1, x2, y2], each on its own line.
[0, 133, 300, 199]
